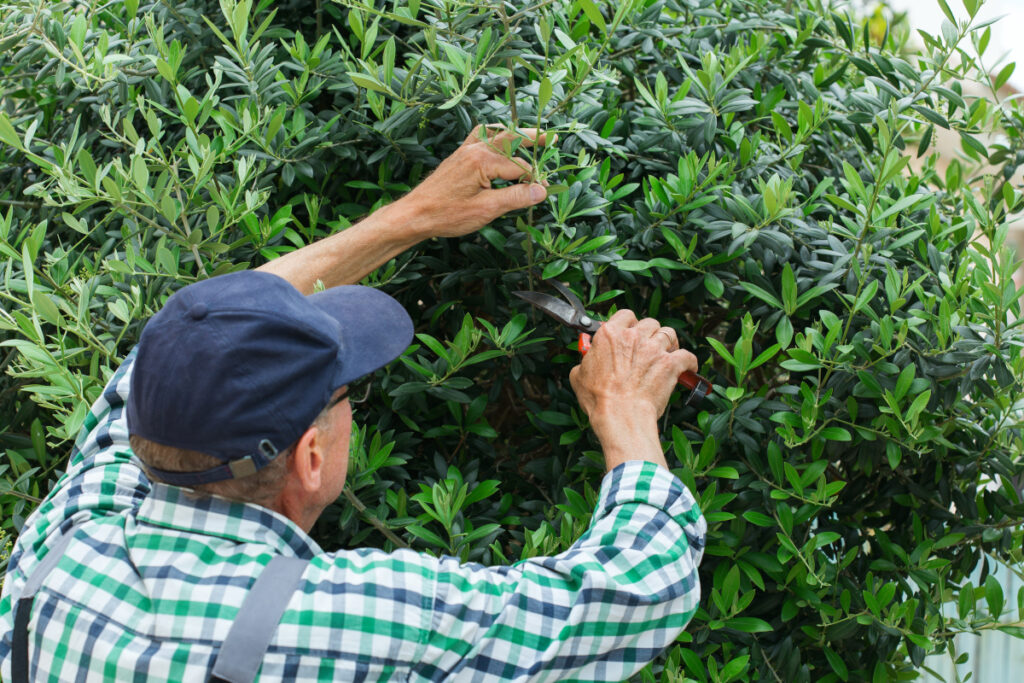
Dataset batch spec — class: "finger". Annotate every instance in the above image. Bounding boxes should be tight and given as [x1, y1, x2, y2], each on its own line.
[482, 153, 535, 182]
[668, 348, 699, 375]
[654, 326, 679, 351]
[569, 363, 589, 399]
[635, 317, 661, 337]
[463, 125, 547, 148]
[462, 124, 504, 146]
[605, 309, 639, 331]
[471, 182, 547, 220]
[488, 128, 547, 150]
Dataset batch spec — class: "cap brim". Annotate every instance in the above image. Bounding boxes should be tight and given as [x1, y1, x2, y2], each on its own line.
[307, 285, 414, 387]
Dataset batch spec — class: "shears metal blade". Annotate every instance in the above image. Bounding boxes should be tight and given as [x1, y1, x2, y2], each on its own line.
[513, 280, 712, 406]
[513, 279, 600, 334]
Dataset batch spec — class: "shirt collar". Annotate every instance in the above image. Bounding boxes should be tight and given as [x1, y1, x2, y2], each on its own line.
[135, 482, 324, 558]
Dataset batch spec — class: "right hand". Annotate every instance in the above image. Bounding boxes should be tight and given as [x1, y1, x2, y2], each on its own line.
[569, 310, 698, 426]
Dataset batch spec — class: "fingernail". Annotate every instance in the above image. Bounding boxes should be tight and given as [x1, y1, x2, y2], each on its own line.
[530, 184, 547, 202]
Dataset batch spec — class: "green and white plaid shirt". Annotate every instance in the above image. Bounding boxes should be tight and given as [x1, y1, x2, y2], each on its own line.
[0, 351, 706, 682]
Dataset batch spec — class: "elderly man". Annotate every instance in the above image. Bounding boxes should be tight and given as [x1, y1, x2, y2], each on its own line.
[0, 128, 706, 682]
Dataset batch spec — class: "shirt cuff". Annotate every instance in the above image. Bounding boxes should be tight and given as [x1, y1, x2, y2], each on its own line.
[594, 461, 705, 539]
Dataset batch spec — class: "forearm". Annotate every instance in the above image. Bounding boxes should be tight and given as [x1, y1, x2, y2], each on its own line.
[590, 405, 668, 471]
[256, 200, 431, 295]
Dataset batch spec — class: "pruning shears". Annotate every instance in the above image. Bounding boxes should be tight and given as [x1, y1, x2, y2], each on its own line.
[513, 280, 713, 406]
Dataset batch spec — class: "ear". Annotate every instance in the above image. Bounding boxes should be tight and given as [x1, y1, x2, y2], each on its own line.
[271, 425, 329, 531]
[289, 424, 325, 493]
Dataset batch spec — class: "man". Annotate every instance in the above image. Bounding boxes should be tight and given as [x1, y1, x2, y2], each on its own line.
[0, 127, 706, 681]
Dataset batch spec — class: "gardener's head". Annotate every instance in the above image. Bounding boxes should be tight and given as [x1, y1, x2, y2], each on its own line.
[126, 270, 413, 529]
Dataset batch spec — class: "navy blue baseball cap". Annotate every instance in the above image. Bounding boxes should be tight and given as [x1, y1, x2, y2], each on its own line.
[126, 270, 413, 486]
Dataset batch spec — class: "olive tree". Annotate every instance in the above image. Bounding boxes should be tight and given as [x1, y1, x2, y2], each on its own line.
[2, 0, 1023, 680]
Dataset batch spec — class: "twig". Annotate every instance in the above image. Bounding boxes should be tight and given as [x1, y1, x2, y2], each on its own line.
[754, 636, 786, 683]
[173, 170, 208, 277]
[342, 485, 410, 548]
[497, 4, 517, 125]
[0, 488, 43, 504]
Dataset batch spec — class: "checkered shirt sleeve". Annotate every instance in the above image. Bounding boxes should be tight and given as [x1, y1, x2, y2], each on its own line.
[0, 347, 148, 579]
[414, 463, 706, 681]
[0, 351, 706, 682]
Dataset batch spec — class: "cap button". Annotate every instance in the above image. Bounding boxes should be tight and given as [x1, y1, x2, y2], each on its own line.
[189, 303, 209, 320]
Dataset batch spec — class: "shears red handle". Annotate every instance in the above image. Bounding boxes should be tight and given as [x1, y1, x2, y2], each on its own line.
[513, 280, 712, 406]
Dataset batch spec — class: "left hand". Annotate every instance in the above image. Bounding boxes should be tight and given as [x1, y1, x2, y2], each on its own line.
[400, 125, 549, 238]
[255, 126, 550, 294]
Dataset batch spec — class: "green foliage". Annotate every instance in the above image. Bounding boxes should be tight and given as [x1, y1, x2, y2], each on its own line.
[2, 0, 1024, 679]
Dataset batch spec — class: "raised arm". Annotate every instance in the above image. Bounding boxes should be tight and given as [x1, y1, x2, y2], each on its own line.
[257, 126, 548, 293]
[2, 126, 547, 559]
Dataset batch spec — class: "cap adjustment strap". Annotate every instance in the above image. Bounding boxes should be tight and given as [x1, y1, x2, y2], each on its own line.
[227, 457, 257, 479]
[146, 438, 281, 487]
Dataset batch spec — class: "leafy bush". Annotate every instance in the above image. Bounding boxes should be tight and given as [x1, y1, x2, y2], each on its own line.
[2, 0, 1024, 680]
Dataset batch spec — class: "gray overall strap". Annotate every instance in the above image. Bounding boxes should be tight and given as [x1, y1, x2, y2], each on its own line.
[11, 531, 77, 683]
[209, 555, 309, 683]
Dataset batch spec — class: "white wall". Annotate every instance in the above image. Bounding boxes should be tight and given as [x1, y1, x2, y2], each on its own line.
[889, 0, 1024, 92]
[918, 564, 1024, 683]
